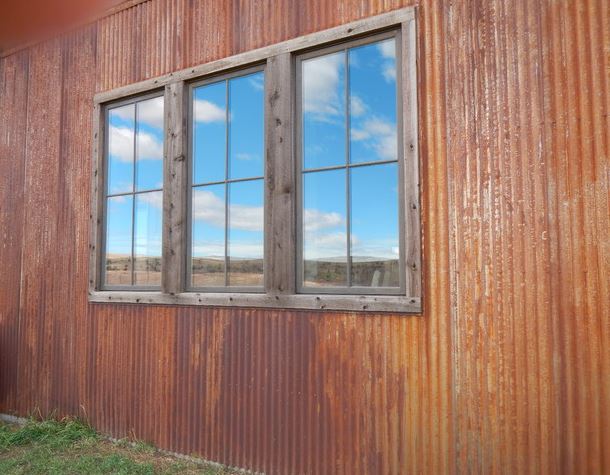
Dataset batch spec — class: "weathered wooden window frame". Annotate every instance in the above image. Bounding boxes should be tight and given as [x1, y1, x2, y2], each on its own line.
[89, 6, 421, 313]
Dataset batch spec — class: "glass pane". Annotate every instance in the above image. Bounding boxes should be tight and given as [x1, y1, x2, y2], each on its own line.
[105, 195, 133, 286]
[134, 191, 162, 286]
[191, 184, 226, 287]
[228, 179, 264, 287]
[349, 38, 398, 164]
[107, 104, 135, 195]
[229, 72, 264, 180]
[136, 96, 164, 191]
[302, 51, 346, 170]
[302, 169, 347, 287]
[350, 163, 399, 287]
[193, 81, 227, 184]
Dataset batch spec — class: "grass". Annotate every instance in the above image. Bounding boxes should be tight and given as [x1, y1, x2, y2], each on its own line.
[0, 417, 238, 475]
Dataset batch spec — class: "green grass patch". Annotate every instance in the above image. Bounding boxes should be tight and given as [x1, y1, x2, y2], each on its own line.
[0, 418, 236, 475]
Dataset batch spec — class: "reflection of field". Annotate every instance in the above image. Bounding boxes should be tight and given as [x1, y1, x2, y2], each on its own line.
[105, 256, 399, 288]
[192, 258, 263, 287]
[105, 255, 161, 286]
[304, 258, 399, 288]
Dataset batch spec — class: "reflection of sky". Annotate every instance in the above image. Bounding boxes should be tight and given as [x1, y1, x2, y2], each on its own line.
[106, 195, 133, 256]
[301, 38, 400, 263]
[134, 191, 162, 259]
[350, 163, 398, 260]
[303, 169, 346, 260]
[229, 180, 264, 260]
[191, 71, 265, 263]
[105, 96, 164, 258]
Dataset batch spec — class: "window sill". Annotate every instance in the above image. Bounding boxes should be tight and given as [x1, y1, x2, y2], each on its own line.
[88, 291, 422, 314]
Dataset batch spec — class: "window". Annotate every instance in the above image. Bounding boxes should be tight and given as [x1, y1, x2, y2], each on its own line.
[297, 33, 403, 294]
[188, 68, 265, 291]
[90, 7, 420, 312]
[102, 93, 164, 289]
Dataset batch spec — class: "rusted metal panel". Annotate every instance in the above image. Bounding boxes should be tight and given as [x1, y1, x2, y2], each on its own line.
[444, 1, 609, 474]
[0, 0, 608, 474]
[0, 50, 29, 413]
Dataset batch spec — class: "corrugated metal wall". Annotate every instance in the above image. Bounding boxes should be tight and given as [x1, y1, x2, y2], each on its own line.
[0, 1, 608, 473]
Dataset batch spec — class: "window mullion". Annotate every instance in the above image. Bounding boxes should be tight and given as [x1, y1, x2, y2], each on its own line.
[265, 53, 296, 294]
[162, 81, 188, 295]
[131, 104, 138, 286]
[345, 49, 352, 288]
[224, 79, 230, 287]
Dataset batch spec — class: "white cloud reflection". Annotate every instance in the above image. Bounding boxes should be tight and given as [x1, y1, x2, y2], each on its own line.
[350, 95, 367, 117]
[112, 97, 164, 129]
[138, 183, 396, 260]
[194, 99, 225, 123]
[351, 116, 397, 160]
[192, 189, 262, 232]
[248, 74, 264, 91]
[109, 126, 163, 162]
[378, 40, 397, 83]
[303, 53, 344, 122]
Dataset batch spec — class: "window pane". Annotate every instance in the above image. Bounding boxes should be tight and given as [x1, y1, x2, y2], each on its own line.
[228, 179, 264, 287]
[105, 195, 133, 286]
[349, 39, 398, 164]
[302, 51, 346, 170]
[192, 184, 226, 287]
[133, 191, 162, 286]
[229, 72, 264, 180]
[350, 163, 399, 287]
[193, 81, 227, 184]
[107, 104, 135, 195]
[135, 96, 164, 191]
[302, 169, 347, 287]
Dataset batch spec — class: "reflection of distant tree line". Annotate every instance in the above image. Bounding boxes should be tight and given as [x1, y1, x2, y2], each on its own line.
[106, 257, 399, 287]
[192, 258, 264, 274]
[106, 256, 162, 272]
[305, 259, 399, 287]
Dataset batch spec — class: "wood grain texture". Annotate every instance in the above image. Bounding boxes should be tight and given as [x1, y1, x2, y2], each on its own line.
[0, 1, 608, 474]
[162, 81, 186, 294]
[264, 53, 296, 295]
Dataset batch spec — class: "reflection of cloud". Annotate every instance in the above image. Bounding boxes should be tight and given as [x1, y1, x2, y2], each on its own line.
[350, 117, 397, 160]
[137, 130, 164, 161]
[109, 126, 133, 162]
[307, 231, 347, 247]
[350, 95, 366, 117]
[109, 126, 163, 162]
[137, 191, 163, 207]
[234, 152, 258, 161]
[378, 40, 395, 59]
[248, 74, 264, 91]
[382, 64, 396, 82]
[378, 40, 397, 83]
[192, 241, 263, 259]
[303, 208, 349, 258]
[109, 194, 128, 203]
[194, 99, 225, 123]
[138, 97, 164, 128]
[303, 53, 343, 122]
[351, 238, 399, 259]
[192, 189, 263, 232]
[112, 97, 164, 129]
[303, 208, 344, 232]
